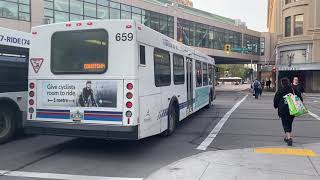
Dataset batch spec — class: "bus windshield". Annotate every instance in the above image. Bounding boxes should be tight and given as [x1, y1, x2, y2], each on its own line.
[51, 29, 108, 74]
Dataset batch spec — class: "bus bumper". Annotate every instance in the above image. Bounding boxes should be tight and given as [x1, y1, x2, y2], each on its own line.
[24, 121, 139, 140]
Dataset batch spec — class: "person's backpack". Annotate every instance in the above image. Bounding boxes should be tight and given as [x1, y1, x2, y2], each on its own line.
[253, 81, 260, 88]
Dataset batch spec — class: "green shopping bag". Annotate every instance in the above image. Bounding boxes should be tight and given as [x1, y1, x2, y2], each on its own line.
[284, 93, 308, 117]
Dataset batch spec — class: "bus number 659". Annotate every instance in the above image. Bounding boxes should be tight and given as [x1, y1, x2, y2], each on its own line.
[115, 33, 133, 41]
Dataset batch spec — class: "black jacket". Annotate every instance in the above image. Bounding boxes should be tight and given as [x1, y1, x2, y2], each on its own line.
[274, 85, 302, 117]
[292, 84, 304, 102]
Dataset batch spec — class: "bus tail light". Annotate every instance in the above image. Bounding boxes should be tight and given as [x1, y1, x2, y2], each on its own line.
[87, 22, 93, 26]
[66, 23, 72, 27]
[29, 82, 35, 89]
[76, 22, 82, 26]
[127, 83, 133, 90]
[126, 92, 133, 99]
[126, 25, 132, 29]
[29, 91, 34, 97]
[29, 99, 34, 105]
[126, 102, 133, 108]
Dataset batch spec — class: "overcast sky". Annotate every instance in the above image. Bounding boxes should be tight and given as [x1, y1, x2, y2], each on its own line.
[192, 0, 268, 32]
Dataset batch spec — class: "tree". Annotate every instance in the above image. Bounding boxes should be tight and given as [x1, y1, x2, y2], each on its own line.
[217, 64, 251, 79]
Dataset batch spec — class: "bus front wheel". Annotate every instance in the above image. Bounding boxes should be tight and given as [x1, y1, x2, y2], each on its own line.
[0, 106, 16, 144]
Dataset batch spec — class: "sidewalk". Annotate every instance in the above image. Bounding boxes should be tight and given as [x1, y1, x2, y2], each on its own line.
[305, 93, 320, 98]
[146, 143, 320, 180]
[215, 84, 250, 92]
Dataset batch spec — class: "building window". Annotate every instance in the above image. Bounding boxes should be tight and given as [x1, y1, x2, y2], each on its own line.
[43, 0, 174, 39]
[177, 18, 254, 55]
[260, 37, 265, 56]
[173, 54, 185, 85]
[196, 61, 202, 87]
[0, 0, 30, 21]
[285, 16, 291, 37]
[244, 34, 260, 55]
[294, 14, 303, 35]
[285, 0, 301, 4]
[154, 48, 171, 87]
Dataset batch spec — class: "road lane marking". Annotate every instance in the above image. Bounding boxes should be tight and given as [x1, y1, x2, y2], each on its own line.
[255, 148, 317, 157]
[0, 170, 8, 175]
[0, 170, 143, 180]
[196, 95, 248, 151]
[309, 111, 320, 121]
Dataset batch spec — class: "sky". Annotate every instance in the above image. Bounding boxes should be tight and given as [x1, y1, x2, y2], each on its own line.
[192, 0, 268, 32]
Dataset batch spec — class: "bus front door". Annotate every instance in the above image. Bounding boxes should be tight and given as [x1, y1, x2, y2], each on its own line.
[186, 58, 193, 113]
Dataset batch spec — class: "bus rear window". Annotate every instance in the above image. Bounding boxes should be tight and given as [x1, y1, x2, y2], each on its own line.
[51, 29, 108, 74]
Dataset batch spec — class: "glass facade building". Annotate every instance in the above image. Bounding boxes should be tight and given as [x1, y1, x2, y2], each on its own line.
[0, 0, 264, 58]
[43, 0, 174, 38]
[0, 0, 30, 21]
[177, 18, 261, 55]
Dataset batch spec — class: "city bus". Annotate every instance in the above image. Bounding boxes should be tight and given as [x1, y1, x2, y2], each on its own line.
[25, 20, 216, 140]
[0, 27, 30, 143]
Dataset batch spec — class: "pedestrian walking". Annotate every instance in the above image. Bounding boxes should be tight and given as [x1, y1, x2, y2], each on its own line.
[292, 76, 304, 102]
[253, 79, 262, 99]
[266, 79, 272, 89]
[273, 77, 303, 146]
[261, 80, 265, 96]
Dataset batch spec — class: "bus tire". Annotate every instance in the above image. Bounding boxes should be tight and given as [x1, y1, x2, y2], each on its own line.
[206, 90, 213, 109]
[0, 106, 16, 144]
[162, 100, 179, 136]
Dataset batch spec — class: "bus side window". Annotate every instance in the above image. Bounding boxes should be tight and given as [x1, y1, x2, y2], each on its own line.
[203, 63, 208, 86]
[139, 45, 146, 65]
[208, 65, 213, 85]
[173, 54, 185, 85]
[154, 48, 171, 87]
[195, 60, 202, 87]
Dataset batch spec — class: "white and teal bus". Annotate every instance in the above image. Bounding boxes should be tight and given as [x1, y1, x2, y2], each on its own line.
[26, 20, 216, 140]
[0, 27, 30, 143]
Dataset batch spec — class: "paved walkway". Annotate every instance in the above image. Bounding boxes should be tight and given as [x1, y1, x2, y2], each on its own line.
[146, 92, 320, 180]
[146, 143, 320, 180]
[215, 84, 250, 92]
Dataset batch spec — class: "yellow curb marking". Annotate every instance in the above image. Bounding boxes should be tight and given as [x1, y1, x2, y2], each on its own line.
[255, 148, 317, 157]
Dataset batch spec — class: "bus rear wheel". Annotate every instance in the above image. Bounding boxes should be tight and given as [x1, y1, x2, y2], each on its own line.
[162, 103, 178, 136]
[0, 106, 16, 144]
[206, 90, 213, 109]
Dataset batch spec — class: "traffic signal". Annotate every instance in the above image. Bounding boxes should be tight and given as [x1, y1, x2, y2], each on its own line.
[224, 44, 231, 54]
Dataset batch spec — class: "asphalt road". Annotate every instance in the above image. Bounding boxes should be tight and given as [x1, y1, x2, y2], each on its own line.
[0, 89, 319, 180]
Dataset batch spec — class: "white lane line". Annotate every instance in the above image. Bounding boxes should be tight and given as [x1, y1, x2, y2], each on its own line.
[0, 170, 143, 180]
[309, 111, 320, 121]
[0, 170, 8, 175]
[197, 95, 248, 151]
